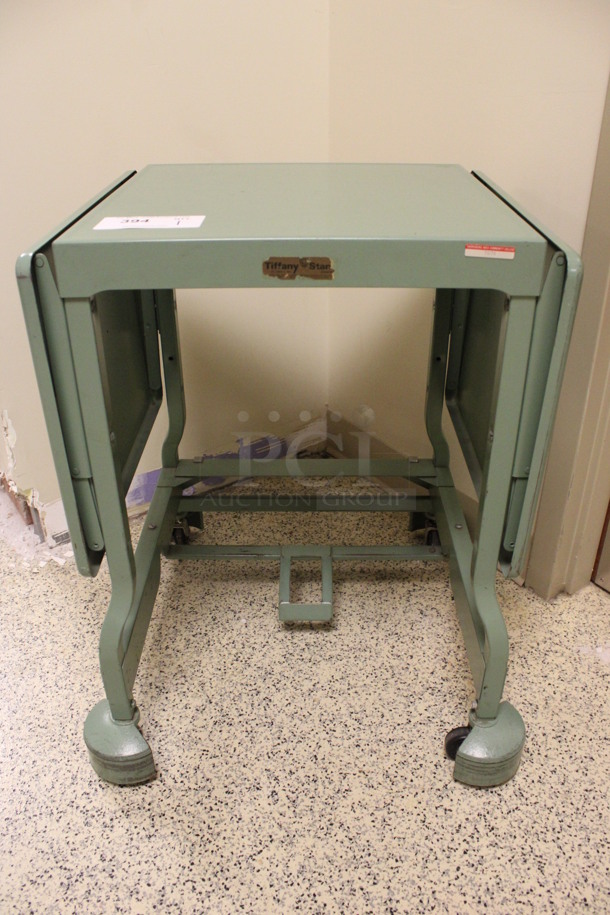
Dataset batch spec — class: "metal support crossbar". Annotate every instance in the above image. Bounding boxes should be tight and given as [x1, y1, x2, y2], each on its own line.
[171, 457, 438, 481]
[164, 542, 444, 562]
[176, 493, 432, 514]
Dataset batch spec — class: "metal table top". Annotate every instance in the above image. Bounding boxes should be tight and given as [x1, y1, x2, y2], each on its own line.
[51, 164, 549, 296]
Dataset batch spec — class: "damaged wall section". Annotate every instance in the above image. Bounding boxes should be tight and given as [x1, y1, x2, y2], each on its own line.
[1, 410, 69, 546]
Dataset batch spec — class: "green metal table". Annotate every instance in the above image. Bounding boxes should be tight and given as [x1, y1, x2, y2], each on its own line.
[16, 164, 582, 787]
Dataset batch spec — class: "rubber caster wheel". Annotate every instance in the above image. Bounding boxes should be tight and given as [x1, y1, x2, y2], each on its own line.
[172, 518, 190, 545]
[409, 511, 427, 533]
[444, 725, 472, 760]
[426, 527, 441, 547]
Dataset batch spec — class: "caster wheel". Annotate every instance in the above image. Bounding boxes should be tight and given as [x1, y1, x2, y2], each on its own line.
[409, 511, 427, 533]
[426, 527, 441, 547]
[445, 725, 471, 760]
[172, 519, 190, 545]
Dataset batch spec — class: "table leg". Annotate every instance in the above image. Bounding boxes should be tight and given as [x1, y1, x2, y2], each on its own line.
[65, 297, 158, 784]
[452, 297, 534, 786]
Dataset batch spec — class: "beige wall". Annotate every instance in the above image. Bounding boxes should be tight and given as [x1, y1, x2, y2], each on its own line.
[2, 2, 610, 573]
[329, 0, 609, 249]
[327, 0, 610, 498]
[0, 1, 330, 508]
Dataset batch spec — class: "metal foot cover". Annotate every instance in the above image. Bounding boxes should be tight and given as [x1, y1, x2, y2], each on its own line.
[453, 701, 526, 787]
[84, 700, 156, 785]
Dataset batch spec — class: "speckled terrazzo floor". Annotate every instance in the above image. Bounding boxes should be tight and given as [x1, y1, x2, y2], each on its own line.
[1, 482, 610, 915]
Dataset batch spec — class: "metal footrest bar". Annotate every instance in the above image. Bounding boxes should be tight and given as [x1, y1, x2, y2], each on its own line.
[162, 540, 446, 623]
[279, 546, 333, 623]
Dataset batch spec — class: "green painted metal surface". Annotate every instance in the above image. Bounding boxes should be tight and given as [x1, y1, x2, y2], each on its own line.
[15, 172, 135, 575]
[446, 288, 507, 488]
[279, 546, 333, 623]
[51, 164, 548, 296]
[175, 493, 431, 514]
[16, 164, 582, 788]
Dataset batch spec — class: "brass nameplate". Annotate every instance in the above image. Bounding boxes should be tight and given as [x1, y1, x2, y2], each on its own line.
[263, 257, 334, 281]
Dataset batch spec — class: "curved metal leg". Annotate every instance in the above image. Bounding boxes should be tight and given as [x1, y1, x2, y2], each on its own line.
[428, 296, 534, 785]
[83, 492, 178, 785]
[68, 291, 185, 784]
[451, 299, 534, 785]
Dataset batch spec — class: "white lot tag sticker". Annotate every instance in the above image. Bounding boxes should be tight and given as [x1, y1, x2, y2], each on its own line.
[93, 216, 205, 230]
[465, 243, 515, 260]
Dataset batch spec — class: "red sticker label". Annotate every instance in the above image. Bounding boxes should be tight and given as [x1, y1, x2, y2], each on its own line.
[465, 244, 515, 260]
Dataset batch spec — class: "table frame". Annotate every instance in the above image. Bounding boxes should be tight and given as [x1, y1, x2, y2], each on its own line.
[17, 166, 582, 786]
